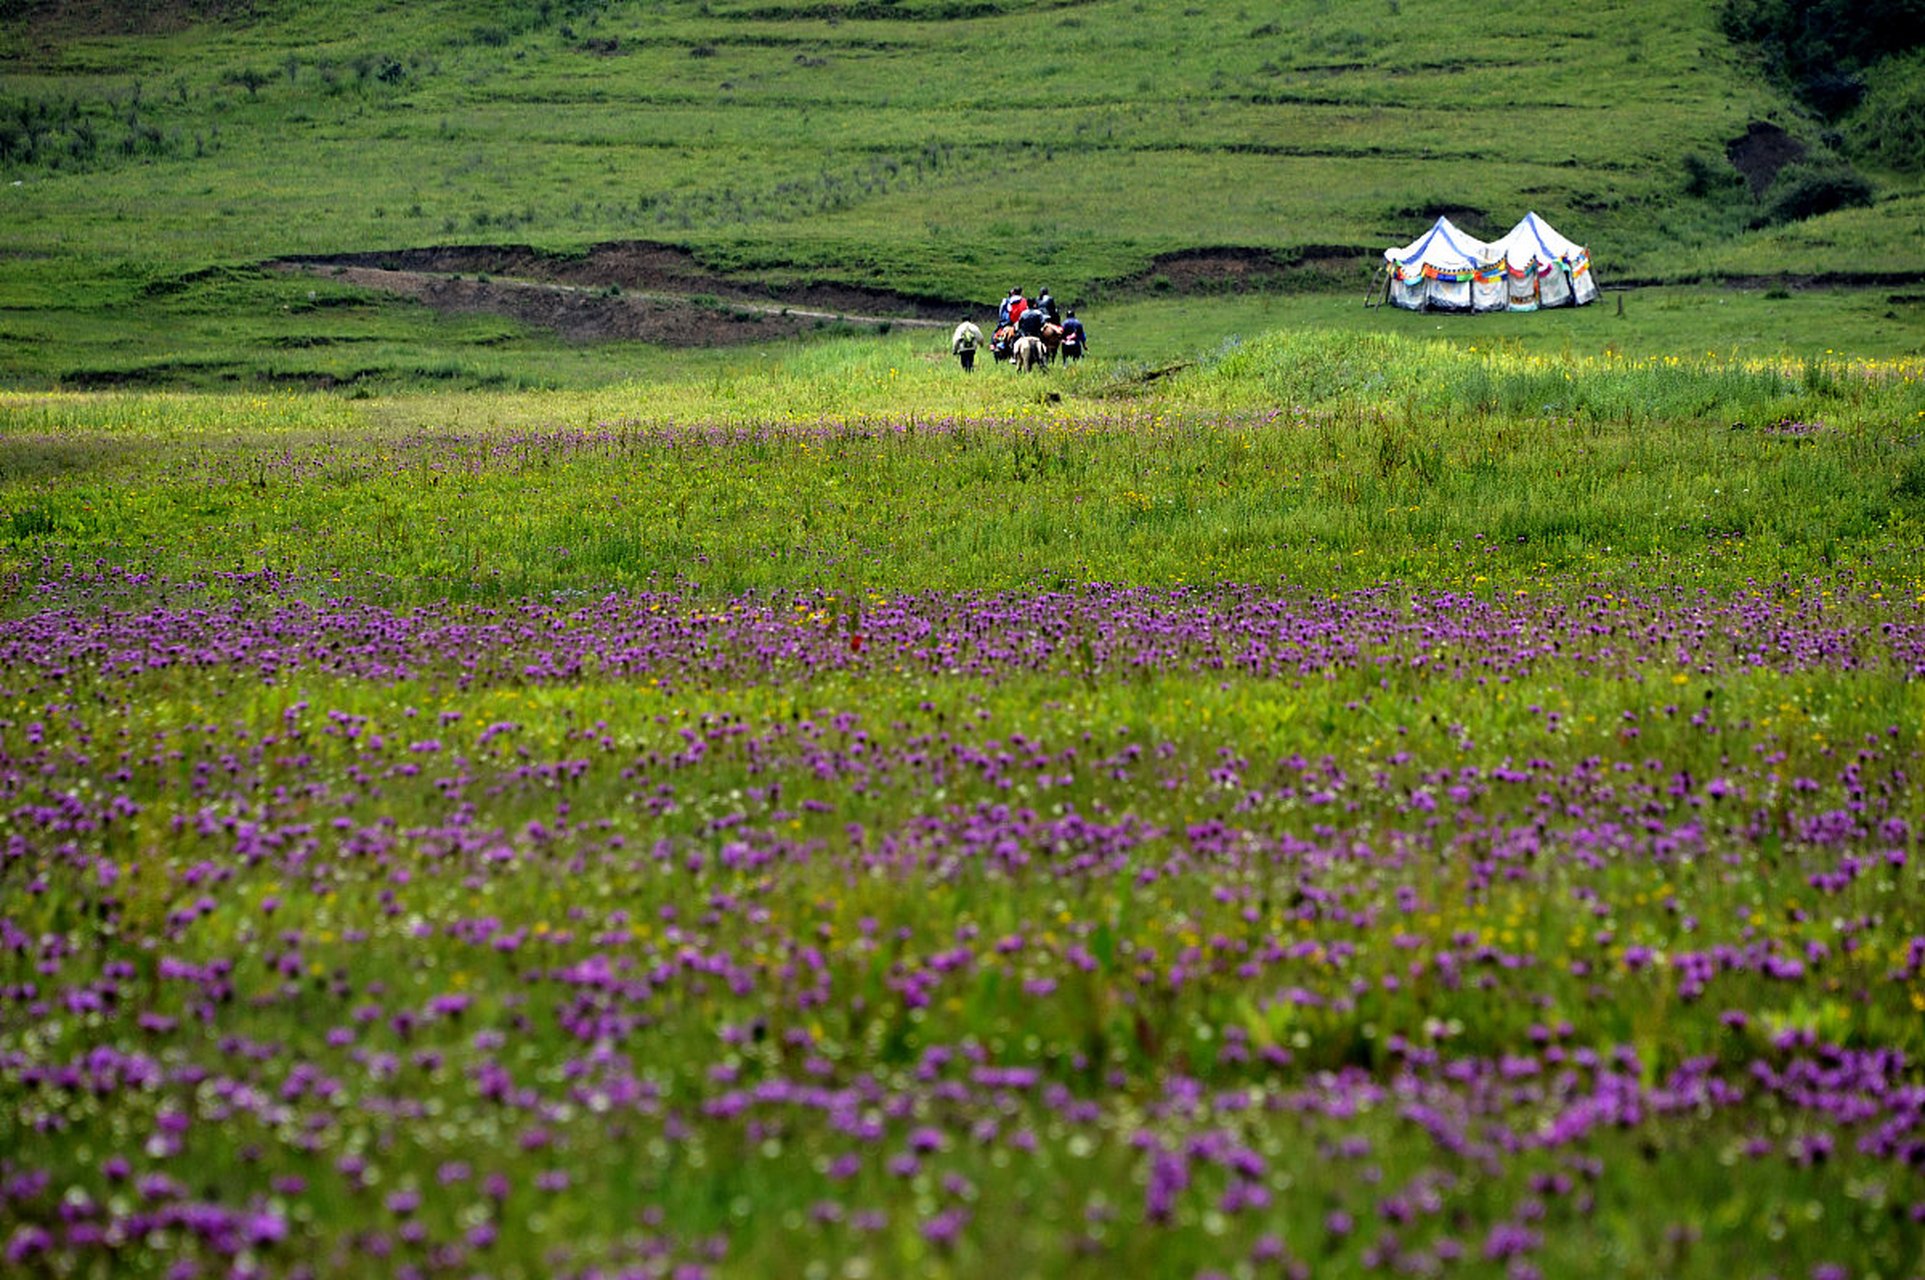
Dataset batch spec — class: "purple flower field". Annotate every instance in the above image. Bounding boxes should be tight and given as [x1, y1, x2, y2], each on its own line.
[2, 569, 1922, 1278]
[4, 570, 1920, 691]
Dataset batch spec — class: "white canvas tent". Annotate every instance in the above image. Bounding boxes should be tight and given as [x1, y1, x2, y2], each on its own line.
[1382, 217, 1494, 313]
[1381, 211, 1597, 312]
[1488, 211, 1598, 308]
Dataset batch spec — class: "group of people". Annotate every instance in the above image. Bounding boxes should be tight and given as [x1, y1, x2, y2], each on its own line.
[950, 286, 1087, 371]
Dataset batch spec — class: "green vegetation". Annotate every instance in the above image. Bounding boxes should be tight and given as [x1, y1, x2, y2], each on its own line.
[3, 0, 1924, 390]
[3, 341, 1925, 1278]
[3, 276, 1921, 392]
[6, 9, 1925, 1278]
[1719, 0, 1925, 118]
[5, 331, 1921, 603]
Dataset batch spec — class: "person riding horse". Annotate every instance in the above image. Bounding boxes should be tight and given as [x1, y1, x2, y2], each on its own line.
[1039, 321, 1064, 363]
[990, 323, 1016, 362]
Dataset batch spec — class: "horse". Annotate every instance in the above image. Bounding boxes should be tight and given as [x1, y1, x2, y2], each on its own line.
[1040, 323, 1064, 363]
[1011, 335, 1047, 372]
[990, 324, 1017, 362]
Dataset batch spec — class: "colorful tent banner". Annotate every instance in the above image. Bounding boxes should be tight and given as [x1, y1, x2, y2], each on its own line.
[1380, 212, 1598, 312]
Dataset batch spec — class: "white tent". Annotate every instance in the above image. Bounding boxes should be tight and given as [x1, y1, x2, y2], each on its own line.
[1381, 211, 1597, 312]
[1488, 211, 1598, 309]
[1382, 217, 1496, 313]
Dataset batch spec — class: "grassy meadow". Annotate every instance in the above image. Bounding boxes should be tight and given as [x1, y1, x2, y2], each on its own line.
[4, 275, 1924, 393]
[1, 0, 1792, 285]
[6, 3, 1925, 1278]
[4, 0, 1925, 386]
[3, 338, 1925, 1276]
[2, 332, 1924, 600]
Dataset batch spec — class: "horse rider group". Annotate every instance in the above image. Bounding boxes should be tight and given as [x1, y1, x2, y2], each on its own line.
[950, 287, 1087, 371]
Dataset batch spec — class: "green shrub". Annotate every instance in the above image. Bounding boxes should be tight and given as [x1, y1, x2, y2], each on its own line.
[1758, 163, 1875, 225]
[1848, 50, 1925, 173]
[1681, 151, 1742, 200]
[1721, 0, 1925, 115]
[8, 508, 56, 540]
[1896, 450, 1925, 504]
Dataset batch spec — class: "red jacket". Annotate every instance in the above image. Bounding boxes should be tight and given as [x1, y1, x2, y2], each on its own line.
[1007, 297, 1028, 326]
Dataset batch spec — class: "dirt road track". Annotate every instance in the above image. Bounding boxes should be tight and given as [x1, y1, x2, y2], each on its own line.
[273, 260, 946, 345]
[271, 241, 964, 345]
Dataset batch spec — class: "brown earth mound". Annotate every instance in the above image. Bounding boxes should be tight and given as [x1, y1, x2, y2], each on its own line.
[9, 0, 253, 39]
[1727, 121, 1806, 199]
[1091, 245, 1372, 299]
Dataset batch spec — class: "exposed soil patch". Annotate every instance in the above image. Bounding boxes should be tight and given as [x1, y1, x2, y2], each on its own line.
[9, 0, 253, 39]
[1727, 121, 1806, 199]
[1389, 201, 1490, 232]
[1137, 248, 1296, 291]
[277, 241, 965, 322]
[272, 262, 945, 346]
[57, 367, 152, 389]
[1611, 270, 1925, 290]
[1091, 245, 1373, 299]
[272, 240, 1394, 344]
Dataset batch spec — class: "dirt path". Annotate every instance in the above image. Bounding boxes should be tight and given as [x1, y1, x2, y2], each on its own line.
[269, 240, 1386, 347]
[270, 240, 978, 346]
[271, 237, 1923, 349]
[271, 259, 950, 346]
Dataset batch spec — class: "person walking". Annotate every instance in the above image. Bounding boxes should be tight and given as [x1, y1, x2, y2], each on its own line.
[951, 319, 984, 371]
[1060, 309, 1086, 362]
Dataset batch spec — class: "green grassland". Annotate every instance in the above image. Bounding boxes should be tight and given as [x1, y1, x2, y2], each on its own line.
[4, 275, 1923, 393]
[1, 0, 1780, 278]
[3, 0, 1924, 389]
[4, 331, 1921, 605]
[4, 329, 1925, 1279]
[8, 12, 1925, 1274]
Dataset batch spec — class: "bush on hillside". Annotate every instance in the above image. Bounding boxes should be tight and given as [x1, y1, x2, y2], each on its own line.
[1721, 0, 1925, 115]
[1848, 50, 1925, 173]
[1756, 163, 1876, 226]
[1681, 151, 1743, 200]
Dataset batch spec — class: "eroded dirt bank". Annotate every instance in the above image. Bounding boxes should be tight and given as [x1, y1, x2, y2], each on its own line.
[268, 240, 1382, 345]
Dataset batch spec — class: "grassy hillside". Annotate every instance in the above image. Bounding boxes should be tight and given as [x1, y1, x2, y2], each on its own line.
[2, 0, 1923, 387]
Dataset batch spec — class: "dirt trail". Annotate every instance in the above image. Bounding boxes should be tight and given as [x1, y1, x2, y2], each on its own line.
[270, 238, 1924, 347]
[271, 241, 965, 345]
[269, 239, 1388, 346]
[273, 261, 946, 346]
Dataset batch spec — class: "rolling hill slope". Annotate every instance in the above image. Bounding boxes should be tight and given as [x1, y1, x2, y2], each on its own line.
[2, 0, 1921, 385]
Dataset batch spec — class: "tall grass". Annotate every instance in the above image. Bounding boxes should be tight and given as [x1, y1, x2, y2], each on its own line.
[4, 332, 1920, 603]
